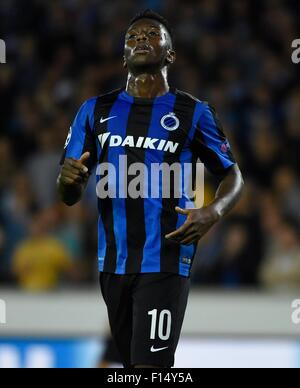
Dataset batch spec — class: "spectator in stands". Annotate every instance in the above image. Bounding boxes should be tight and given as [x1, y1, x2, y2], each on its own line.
[259, 217, 300, 290]
[12, 210, 72, 291]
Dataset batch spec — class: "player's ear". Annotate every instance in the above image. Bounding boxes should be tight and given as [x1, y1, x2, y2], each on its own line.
[166, 49, 176, 66]
[123, 56, 127, 69]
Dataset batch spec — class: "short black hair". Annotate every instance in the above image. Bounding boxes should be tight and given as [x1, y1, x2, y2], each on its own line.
[129, 9, 174, 47]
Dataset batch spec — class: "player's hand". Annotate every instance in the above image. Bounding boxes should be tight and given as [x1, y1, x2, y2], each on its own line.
[165, 206, 221, 246]
[59, 152, 90, 186]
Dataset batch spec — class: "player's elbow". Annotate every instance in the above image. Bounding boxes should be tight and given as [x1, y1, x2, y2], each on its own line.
[236, 165, 245, 192]
[224, 164, 245, 200]
[233, 165, 245, 200]
[230, 164, 244, 187]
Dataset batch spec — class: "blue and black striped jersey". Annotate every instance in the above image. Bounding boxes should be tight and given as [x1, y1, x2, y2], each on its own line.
[61, 88, 236, 277]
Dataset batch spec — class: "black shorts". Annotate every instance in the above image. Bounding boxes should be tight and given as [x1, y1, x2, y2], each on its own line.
[100, 272, 190, 368]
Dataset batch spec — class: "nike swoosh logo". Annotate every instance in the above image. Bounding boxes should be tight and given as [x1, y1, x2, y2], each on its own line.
[100, 116, 117, 124]
[150, 346, 169, 353]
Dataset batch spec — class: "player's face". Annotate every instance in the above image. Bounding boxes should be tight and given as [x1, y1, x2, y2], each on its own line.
[124, 19, 175, 72]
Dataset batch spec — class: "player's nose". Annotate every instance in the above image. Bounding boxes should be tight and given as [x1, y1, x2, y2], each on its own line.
[136, 32, 148, 42]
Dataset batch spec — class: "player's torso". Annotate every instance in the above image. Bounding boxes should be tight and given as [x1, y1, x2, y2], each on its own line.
[91, 88, 201, 277]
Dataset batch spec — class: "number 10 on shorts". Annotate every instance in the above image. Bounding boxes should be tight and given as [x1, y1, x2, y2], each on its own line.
[148, 309, 172, 340]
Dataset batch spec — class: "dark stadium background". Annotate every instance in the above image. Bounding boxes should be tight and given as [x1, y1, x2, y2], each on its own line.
[0, 0, 300, 368]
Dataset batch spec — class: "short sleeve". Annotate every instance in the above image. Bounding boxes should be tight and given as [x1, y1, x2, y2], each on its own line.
[192, 103, 236, 175]
[60, 98, 98, 173]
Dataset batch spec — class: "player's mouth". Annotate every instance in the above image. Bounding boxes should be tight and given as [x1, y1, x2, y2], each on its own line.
[133, 44, 152, 54]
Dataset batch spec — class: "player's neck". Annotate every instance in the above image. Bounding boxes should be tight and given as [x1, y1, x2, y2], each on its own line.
[126, 71, 169, 99]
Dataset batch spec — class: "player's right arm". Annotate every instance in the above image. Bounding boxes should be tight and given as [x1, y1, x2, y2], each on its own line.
[57, 152, 90, 206]
[57, 99, 97, 206]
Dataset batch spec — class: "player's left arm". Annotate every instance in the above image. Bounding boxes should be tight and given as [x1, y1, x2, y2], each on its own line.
[166, 104, 244, 246]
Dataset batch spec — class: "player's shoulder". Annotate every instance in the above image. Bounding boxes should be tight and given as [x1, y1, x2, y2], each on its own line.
[96, 88, 124, 103]
[81, 88, 124, 110]
[174, 89, 210, 108]
[81, 96, 98, 110]
[174, 89, 212, 116]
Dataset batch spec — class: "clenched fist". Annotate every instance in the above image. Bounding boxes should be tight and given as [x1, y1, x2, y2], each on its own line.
[59, 152, 90, 186]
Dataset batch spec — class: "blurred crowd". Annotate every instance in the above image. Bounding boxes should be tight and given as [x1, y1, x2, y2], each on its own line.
[0, 0, 300, 291]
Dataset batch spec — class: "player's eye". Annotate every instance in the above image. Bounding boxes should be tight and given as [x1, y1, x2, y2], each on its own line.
[149, 30, 159, 37]
[127, 34, 136, 40]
